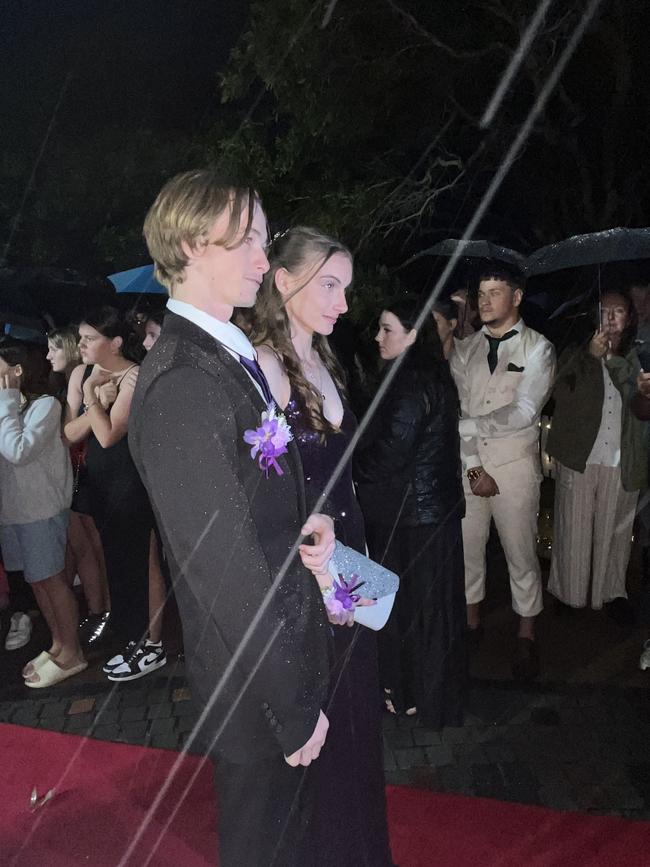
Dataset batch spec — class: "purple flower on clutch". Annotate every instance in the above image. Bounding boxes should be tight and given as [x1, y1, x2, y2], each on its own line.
[243, 403, 293, 478]
[324, 573, 364, 616]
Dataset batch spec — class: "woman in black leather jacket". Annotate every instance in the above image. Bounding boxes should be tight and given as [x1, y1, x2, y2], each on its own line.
[355, 298, 467, 728]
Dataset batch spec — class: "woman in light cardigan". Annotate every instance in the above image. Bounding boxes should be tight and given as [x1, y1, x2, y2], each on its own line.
[0, 339, 86, 687]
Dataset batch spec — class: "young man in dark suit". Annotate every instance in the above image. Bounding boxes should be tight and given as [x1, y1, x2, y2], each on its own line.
[129, 170, 335, 866]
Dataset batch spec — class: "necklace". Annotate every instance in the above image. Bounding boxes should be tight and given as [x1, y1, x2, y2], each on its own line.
[300, 355, 326, 400]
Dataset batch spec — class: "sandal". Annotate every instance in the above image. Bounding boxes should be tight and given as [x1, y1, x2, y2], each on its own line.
[25, 657, 87, 689]
[22, 651, 52, 679]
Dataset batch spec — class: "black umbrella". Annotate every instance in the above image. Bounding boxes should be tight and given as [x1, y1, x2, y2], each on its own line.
[526, 227, 650, 276]
[403, 238, 526, 269]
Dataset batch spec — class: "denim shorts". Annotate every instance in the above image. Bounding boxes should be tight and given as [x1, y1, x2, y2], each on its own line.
[0, 510, 69, 583]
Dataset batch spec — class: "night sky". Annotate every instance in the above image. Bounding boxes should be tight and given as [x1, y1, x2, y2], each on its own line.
[3, 0, 247, 143]
[3, 0, 650, 286]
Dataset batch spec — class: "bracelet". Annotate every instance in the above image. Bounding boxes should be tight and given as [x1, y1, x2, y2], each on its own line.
[83, 401, 99, 414]
[467, 467, 484, 483]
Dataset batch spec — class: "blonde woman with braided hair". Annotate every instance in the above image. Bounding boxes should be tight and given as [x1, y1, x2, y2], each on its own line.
[242, 226, 394, 867]
[46, 327, 110, 646]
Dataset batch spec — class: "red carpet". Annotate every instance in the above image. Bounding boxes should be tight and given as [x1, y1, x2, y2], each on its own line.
[1, 723, 648, 866]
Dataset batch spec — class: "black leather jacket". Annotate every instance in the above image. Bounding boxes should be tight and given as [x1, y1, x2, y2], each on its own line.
[354, 362, 465, 528]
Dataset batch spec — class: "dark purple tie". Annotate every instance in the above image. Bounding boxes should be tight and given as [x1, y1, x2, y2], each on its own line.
[239, 355, 273, 404]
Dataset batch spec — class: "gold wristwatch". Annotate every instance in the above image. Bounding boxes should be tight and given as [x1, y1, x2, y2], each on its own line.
[467, 467, 484, 483]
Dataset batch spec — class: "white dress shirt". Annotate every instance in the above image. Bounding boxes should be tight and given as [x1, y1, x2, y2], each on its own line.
[586, 361, 622, 467]
[166, 298, 265, 400]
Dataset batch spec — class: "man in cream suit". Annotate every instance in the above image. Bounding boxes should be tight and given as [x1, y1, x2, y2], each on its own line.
[450, 266, 556, 679]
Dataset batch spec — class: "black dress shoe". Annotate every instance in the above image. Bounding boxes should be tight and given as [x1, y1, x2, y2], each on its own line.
[606, 597, 636, 627]
[512, 637, 539, 681]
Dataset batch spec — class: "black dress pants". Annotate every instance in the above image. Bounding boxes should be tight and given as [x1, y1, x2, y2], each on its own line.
[215, 753, 315, 867]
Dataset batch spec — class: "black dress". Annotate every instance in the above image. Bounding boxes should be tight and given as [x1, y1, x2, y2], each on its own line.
[355, 362, 467, 729]
[284, 391, 394, 867]
[74, 365, 153, 640]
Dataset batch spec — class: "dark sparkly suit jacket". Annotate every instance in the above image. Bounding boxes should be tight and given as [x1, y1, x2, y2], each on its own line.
[129, 313, 329, 763]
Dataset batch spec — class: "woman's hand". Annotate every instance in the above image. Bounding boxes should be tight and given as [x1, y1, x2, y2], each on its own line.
[326, 595, 376, 628]
[97, 380, 118, 410]
[0, 370, 21, 391]
[637, 370, 650, 399]
[83, 366, 112, 403]
[299, 513, 336, 578]
[588, 329, 609, 360]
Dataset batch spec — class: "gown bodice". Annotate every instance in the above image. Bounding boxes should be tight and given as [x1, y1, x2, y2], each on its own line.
[284, 389, 365, 553]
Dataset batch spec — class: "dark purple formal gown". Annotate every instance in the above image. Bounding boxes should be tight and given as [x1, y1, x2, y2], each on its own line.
[285, 391, 394, 867]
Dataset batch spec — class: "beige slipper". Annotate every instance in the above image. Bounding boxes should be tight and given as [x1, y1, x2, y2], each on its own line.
[25, 657, 87, 689]
[22, 651, 52, 679]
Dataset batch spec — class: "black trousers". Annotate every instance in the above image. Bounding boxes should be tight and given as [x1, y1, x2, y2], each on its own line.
[215, 753, 315, 867]
[96, 511, 150, 641]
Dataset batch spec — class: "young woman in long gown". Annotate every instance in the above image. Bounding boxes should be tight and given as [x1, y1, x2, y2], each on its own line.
[242, 226, 394, 867]
[355, 299, 467, 728]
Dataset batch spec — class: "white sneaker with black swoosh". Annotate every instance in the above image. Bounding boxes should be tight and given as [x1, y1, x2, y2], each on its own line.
[106, 640, 167, 681]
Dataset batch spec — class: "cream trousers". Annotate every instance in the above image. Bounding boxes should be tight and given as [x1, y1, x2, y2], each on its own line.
[462, 455, 543, 617]
[548, 462, 638, 609]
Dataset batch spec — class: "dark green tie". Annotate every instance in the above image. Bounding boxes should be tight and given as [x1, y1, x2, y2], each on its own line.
[486, 330, 517, 374]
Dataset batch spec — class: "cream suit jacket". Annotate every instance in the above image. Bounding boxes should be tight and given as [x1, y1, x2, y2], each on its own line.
[450, 320, 556, 470]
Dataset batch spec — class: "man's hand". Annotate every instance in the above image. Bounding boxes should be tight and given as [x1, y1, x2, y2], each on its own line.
[299, 513, 335, 578]
[637, 370, 650, 399]
[285, 710, 329, 767]
[588, 329, 610, 360]
[470, 471, 500, 498]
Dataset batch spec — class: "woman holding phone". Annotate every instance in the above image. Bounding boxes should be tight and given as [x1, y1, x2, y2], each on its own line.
[547, 289, 646, 621]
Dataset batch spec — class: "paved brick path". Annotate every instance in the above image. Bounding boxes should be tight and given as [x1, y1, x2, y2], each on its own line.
[3, 512, 650, 822]
[1, 657, 649, 820]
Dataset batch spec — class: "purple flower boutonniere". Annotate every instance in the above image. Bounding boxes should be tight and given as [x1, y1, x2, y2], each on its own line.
[243, 403, 293, 478]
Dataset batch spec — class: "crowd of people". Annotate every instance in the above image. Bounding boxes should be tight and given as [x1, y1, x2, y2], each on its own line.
[1, 167, 649, 864]
[1, 306, 169, 685]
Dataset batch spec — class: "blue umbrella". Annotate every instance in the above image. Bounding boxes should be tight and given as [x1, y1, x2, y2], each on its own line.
[107, 265, 167, 295]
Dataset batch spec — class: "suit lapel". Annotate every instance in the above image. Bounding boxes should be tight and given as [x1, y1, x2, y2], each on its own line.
[213, 341, 269, 415]
[166, 314, 308, 521]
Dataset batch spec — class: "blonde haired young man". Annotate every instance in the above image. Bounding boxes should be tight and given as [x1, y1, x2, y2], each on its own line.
[130, 169, 335, 866]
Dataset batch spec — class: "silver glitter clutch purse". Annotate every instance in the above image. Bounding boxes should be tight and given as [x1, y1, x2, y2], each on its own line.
[328, 541, 399, 631]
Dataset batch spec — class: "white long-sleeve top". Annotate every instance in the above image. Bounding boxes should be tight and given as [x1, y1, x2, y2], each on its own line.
[450, 320, 556, 470]
[586, 361, 622, 467]
[0, 390, 72, 525]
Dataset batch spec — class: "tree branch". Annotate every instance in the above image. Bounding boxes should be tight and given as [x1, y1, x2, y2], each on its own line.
[384, 0, 508, 58]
